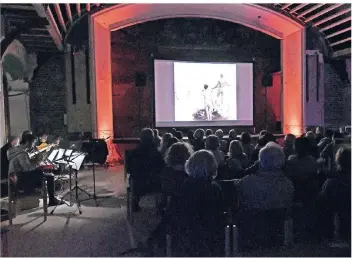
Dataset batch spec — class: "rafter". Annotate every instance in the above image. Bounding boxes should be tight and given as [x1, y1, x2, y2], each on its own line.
[314, 8, 351, 27]
[297, 4, 325, 19]
[289, 4, 308, 14]
[86, 3, 91, 12]
[76, 4, 81, 17]
[53, 4, 67, 32]
[320, 17, 351, 32]
[32, 4, 63, 50]
[281, 4, 293, 10]
[330, 37, 351, 47]
[65, 4, 73, 23]
[325, 27, 351, 39]
[304, 4, 343, 22]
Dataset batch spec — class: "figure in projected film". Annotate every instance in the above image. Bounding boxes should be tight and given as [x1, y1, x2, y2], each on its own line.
[211, 74, 230, 113]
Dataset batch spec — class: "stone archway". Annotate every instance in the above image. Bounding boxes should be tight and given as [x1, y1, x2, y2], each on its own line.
[90, 4, 305, 138]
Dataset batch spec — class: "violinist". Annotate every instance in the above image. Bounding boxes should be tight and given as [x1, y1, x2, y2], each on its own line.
[36, 133, 49, 150]
[7, 133, 63, 206]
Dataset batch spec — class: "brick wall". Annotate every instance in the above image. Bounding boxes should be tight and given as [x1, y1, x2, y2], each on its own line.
[324, 63, 347, 129]
[111, 19, 281, 137]
[29, 55, 66, 136]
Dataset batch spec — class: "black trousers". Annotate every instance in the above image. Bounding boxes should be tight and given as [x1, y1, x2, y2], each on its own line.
[17, 169, 55, 200]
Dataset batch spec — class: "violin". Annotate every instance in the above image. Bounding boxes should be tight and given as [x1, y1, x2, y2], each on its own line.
[28, 143, 58, 159]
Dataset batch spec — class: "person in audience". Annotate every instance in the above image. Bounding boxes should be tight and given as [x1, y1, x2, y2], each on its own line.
[175, 131, 184, 141]
[7, 133, 63, 206]
[187, 130, 195, 146]
[240, 132, 254, 159]
[305, 131, 319, 158]
[205, 129, 213, 137]
[193, 128, 205, 151]
[205, 135, 225, 172]
[317, 147, 351, 241]
[128, 128, 165, 211]
[165, 137, 179, 150]
[153, 129, 162, 147]
[238, 142, 294, 211]
[315, 126, 324, 144]
[250, 133, 276, 164]
[150, 150, 224, 256]
[283, 134, 296, 160]
[227, 129, 239, 150]
[158, 133, 173, 157]
[159, 142, 193, 208]
[171, 128, 177, 136]
[320, 131, 345, 174]
[227, 140, 249, 178]
[215, 129, 228, 153]
[259, 130, 268, 137]
[317, 129, 333, 153]
[285, 137, 318, 203]
[1, 136, 19, 180]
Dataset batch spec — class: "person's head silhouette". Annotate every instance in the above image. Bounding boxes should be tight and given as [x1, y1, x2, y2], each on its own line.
[204, 84, 208, 90]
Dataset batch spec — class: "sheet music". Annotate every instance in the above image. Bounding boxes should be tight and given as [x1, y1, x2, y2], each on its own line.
[47, 149, 59, 162]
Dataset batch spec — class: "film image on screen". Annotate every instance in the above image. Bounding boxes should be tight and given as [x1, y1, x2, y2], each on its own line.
[174, 62, 237, 122]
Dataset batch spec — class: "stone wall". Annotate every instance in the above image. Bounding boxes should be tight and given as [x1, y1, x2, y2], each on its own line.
[111, 18, 281, 137]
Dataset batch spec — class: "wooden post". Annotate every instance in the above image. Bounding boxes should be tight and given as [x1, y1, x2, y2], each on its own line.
[225, 225, 230, 257]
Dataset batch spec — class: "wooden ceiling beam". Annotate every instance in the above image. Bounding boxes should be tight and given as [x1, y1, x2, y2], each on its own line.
[86, 3, 91, 12]
[330, 37, 351, 47]
[326, 27, 351, 39]
[32, 4, 63, 51]
[65, 4, 73, 23]
[304, 4, 343, 22]
[297, 4, 325, 19]
[314, 8, 351, 27]
[289, 4, 308, 14]
[320, 16, 351, 32]
[53, 4, 67, 33]
[76, 4, 81, 17]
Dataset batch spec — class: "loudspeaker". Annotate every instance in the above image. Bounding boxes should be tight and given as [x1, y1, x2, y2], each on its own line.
[135, 72, 147, 88]
[275, 121, 282, 132]
[262, 73, 273, 87]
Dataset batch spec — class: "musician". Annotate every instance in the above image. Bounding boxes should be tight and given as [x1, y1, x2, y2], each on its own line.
[7, 133, 63, 206]
[35, 133, 49, 150]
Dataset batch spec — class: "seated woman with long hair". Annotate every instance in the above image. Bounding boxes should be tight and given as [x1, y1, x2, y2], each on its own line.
[158, 133, 172, 157]
[227, 140, 249, 179]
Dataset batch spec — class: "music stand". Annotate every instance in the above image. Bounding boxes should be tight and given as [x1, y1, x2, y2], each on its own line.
[50, 148, 88, 214]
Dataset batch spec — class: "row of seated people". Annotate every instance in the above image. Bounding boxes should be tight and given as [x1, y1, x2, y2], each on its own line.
[126, 128, 351, 255]
[0, 131, 64, 206]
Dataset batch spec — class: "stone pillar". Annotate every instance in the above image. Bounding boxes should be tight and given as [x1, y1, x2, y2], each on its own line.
[304, 50, 324, 128]
[66, 45, 93, 133]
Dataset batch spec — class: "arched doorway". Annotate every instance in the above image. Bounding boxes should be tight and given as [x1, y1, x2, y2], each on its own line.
[90, 4, 305, 138]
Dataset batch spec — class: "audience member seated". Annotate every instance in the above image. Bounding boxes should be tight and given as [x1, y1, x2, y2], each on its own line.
[128, 128, 165, 211]
[174, 131, 183, 141]
[205, 129, 213, 137]
[187, 129, 195, 146]
[153, 129, 162, 147]
[167, 150, 224, 256]
[205, 135, 225, 173]
[285, 137, 318, 203]
[226, 140, 249, 179]
[248, 133, 276, 170]
[315, 126, 324, 144]
[240, 132, 254, 159]
[259, 130, 268, 137]
[7, 134, 62, 206]
[227, 129, 239, 150]
[170, 128, 177, 136]
[159, 142, 193, 209]
[158, 133, 173, 157]
[237, 142, 294, 211]
[305, 131, 319, 158]
[317, 129, 333, 153]
[317, 147, 351, 241]
[215, 129, 228, 153]
[193, 128, 205, 151]
[1, 136, 19, 180]
[320, 131, 345, 175]
[283, 134, 296, 160]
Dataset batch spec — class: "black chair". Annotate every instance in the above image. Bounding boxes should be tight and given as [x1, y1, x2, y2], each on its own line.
[234, 208, 293, 252]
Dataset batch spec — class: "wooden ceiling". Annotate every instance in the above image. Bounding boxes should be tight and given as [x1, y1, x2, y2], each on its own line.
[1, 3, 351, 58]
